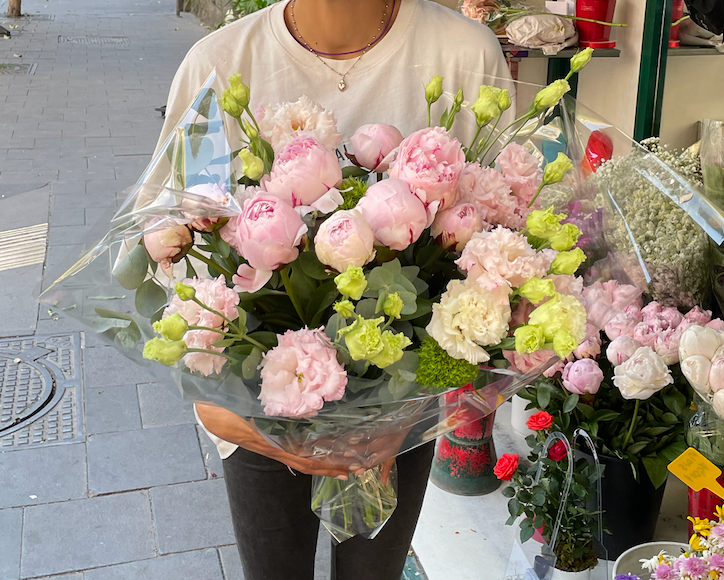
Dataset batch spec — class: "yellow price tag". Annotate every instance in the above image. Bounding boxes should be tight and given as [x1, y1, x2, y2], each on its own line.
[668, 447, 724, 499]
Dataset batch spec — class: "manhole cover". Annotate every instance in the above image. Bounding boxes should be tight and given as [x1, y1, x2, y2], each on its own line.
[58, 35, 130, 46]
[0, 63, 37, 75]
[0, 332, 84, 450]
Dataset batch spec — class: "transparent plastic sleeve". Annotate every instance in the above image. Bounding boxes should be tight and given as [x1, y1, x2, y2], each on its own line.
[38, 66, 715, 541]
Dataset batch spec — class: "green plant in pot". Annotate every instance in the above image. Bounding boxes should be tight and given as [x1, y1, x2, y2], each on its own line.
[494, 410, 601, 576]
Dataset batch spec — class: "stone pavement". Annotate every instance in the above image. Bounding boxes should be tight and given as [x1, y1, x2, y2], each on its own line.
[0, 1, 340, 578]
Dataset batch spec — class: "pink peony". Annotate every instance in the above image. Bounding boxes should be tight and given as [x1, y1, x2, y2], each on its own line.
[573, 324, 602, 359]
[456, 162, 519, 229]
[356, 179, 427, 251]
[660, 307, 684, 329]
[184, 183, 231, 232]
[259, 328, 347, 418]
[604, 312, 640, 340]
[163, 276, 241, 376]
[143, 220, 193, 273]
[388, 126, 466, 215]
[258, 96, 342, 151]
[496, 143, 543, 206]
[431, 202, 484, 252]
[502, 349, 559, 376]
[350, 124, 404, 172]
[232, 264, 272, 294]
[218, 185, 261, 254]
[562, 359, 604, 395]
[262, 135, 343, 213]
[707, 319, 724, 332]
[641, 301, 663, 318]
[456, 226, 551, 288]
[633, 319, 667, 348]
[624, 303, 644, 322]
[607, 336, 642, 366]
[314, 209, 376, 272]
[584, 281, 644, 330]
[235, 192, 307, 272]
[654, 328, 682, 365]
[686, 306, 713, 326]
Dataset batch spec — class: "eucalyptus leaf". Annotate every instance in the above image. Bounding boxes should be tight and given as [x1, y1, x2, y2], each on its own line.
[237, 306, 248, 333]
[114, 321, 141, 350]
[242, 347, 263, 380]
[368, 267, 394, 290]
[95, 308, 134, 321]
[112, 244, 148, 290]
[93, 317, 132, 333]
[195, 91, 213, 118]
[135, 279, 168, 318]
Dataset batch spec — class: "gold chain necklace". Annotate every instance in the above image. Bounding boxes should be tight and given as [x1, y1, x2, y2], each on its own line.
[289, 0, 390, 92]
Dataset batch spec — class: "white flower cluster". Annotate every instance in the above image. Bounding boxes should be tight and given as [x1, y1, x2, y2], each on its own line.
[597, 140, 709, 309]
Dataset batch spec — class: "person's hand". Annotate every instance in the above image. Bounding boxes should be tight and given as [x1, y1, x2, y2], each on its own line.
[195, 403, 351, 479]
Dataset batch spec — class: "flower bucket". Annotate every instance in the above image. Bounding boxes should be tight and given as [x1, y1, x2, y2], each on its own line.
[669, 0, 686, 47]
[576, 0, 617, 48]
[611, 541, 689, 579]
[551, 567, 592, 580]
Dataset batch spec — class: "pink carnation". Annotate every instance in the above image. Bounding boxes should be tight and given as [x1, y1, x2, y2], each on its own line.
[183, 329, 227, 376]
[259, 328, 347, 418]
[261, 135, 343, 213]
[388, 126, 466, 215]
[456, 226, 550, 288]
[496, 143, 543, 206]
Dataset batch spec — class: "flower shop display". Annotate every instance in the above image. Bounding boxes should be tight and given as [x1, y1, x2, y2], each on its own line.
[611, 542, 690, 580]
[41, 51, 707, 544]
[494, 422, 604, 578]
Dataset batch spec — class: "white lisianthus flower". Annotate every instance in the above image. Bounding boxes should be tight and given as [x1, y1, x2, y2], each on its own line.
[613, 346, 674, 400]
[426, 277, 512, 364]
[258, 95, 342, 151]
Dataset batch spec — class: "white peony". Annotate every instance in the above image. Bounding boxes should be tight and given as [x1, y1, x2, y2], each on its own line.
[613, 346, 674, 400]
[680, 355, 712, 395]
[258, 95, 342, 151]
[713, 391, 724, 419]
[426, 277, 512, 364]
[679, 324, 721, 360]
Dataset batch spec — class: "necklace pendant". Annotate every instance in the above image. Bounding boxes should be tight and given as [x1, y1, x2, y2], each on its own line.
[338, 79, 346, 92]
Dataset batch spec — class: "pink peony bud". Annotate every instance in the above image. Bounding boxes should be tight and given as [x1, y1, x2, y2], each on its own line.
[641, 301, 663, 318]
[654, 328, 681, 365]
[356, 179, 427, 251]
[261, 135, 343, 212]
[144, 221, 193, 270]
[388, 126, 466, 214]
[314, 209, 376, 272]
[660, 307, 684, 329]
[633, 318, 667, 348]
[430, 203, 484, 252]
[235, 193, 308, 271]
[606, 336, 642, 366]
[604, 311, 639, 341]
[350, 124, 404, 172]
[562, 359, 604, 395]
[710, 358, 724, 393]
[686, 306, 713, 326]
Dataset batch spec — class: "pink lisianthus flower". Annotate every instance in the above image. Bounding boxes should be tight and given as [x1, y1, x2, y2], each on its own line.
[259, 328, 347, 418]
[456, 226, 550, 288]
[456, 162, 519, 229]
[562, 359, 604, 395]
[431, 202, 485, 252]
[257, 95, 342, 151]
[261, 134, 343, 213]
[183, 329, 227, 376]
[356, 178, 428, 251]
[314, 209, 376, 272]
[235, 192, 307, 272]
[687, 306, 714, 326]
[388, 126, 466, 216]
[547, 274, 584, 300]
[495, 143, 543, 207]
[350, 123, 404, 172]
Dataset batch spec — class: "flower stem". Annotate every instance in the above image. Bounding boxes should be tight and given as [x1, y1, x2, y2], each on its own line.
[622, 399, 640, 451]
[467, 124, 484, 160]
[427, 103, 432, 128]
[479, 112, 533, 163]
[528, 182, 546, 208]
[280, 266, 307, 325]
[190, 296, 240, 334]
[476, 114, 503, 160]
[187, 248, 234, 280]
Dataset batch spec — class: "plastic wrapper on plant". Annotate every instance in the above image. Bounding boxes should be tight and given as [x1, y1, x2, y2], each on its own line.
[700, 119, 724, 314]
[39, 62, 703, 541]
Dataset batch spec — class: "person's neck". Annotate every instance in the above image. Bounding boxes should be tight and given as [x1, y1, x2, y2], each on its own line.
[285, 0, 399, 60]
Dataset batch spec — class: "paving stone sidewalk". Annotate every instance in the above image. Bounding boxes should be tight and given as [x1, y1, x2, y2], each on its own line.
[0, 0, 338, 578]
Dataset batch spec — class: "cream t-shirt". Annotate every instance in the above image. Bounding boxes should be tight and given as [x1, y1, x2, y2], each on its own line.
[157, 0, 515, 459]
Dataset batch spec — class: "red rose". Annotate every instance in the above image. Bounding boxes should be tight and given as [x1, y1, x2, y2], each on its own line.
[526, 410, 554, 431]
[548, 440, 568, 462]
[494, 453, 519, 481]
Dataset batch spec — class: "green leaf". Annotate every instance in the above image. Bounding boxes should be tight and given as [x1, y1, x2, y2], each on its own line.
[195, 90, 213, 118]
[532, 492, 546, 506]
[663, 389, 687, 416]
[216, 237, 231, 259]
[114, 320, 141, 349]
[342, 165, 369, 179]
[185, 258, 197, 279]
[112, 244, 148, 290]
[537, 381, 552, 409]
[289, 264, 317, 313]
[356, 298, 378, 319]
[660, 439, 687, 462]
[298, 251, 333, 280]
[520, 525, 535, 543]
[213, 338, 236, 348]
[577, 403, 595, 418]
[502, 486, 515, 498]
[589, 409, 620, 423]
[388, 375, 416, 399]
[188, 122, 209, 158]
[93, 317, 132, 333]
[367, 267, 394, 291]
[237, 306, 248, 333]
[661, 412, 679, 424]
[642, 455, 669, 489]
[385, 351, 419, 376]
[400, 298, 433, 322]
[95, 308, 134, 321]
[563, 393, 580, 414]
[626, 440, 650, 455]
[242, 347, 263, 380]
[508, 497, 521, 519]
[247, 331, 278, 349]
[135, 279, 168, 318]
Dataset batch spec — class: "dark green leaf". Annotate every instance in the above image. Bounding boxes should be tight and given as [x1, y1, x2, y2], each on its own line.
[213, 338, 236, 348]
[661, 412, 679, 424]
[520, 525, 535, 543]
[563, 393, 580, 414]
[508, 497, 521, 519]
[112, 244, 148, 290]
[298, 251, 333, 280]
[660, 440, 687, 462]
[195, 91, 213, 118]
[502, 486, 516, 498]
[341, 165, 370, 179]
[663, 389, 686, 416]
[642, 455, 669, 489]
[185, 258, 197, 279]
[242, 347, 262, 380]
[247, 331, 278, 348]
[626, 440, 650, 455]
[537, 382, 552, 409]
[114, 320, 141, 349]
[135, 279, 168, 318]
[577, 403, 595, 418]
[188, 122, 209, 158]
[589, 409, 620, 423]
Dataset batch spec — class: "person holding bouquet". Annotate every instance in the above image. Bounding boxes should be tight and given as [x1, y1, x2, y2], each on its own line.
[155, 1, 513, 578]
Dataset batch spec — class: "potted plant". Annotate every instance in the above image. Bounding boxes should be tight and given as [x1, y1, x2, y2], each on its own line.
[494, 410, 602, 580]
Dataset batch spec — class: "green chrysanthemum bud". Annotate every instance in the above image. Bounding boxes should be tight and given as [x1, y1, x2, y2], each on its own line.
[514, 325, 546, 354]
[333, 299, 355, 318]
[382, 292, 404, 319]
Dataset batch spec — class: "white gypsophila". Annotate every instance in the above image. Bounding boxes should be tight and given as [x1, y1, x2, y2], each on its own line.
[597, 140, 708, 309]
[426, 278, 511, 364]
[258, 95, 342, 151]
[613, 346, 674, 400]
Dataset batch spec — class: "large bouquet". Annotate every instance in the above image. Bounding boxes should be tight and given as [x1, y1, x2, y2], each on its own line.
[42, 50, 693, 541]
